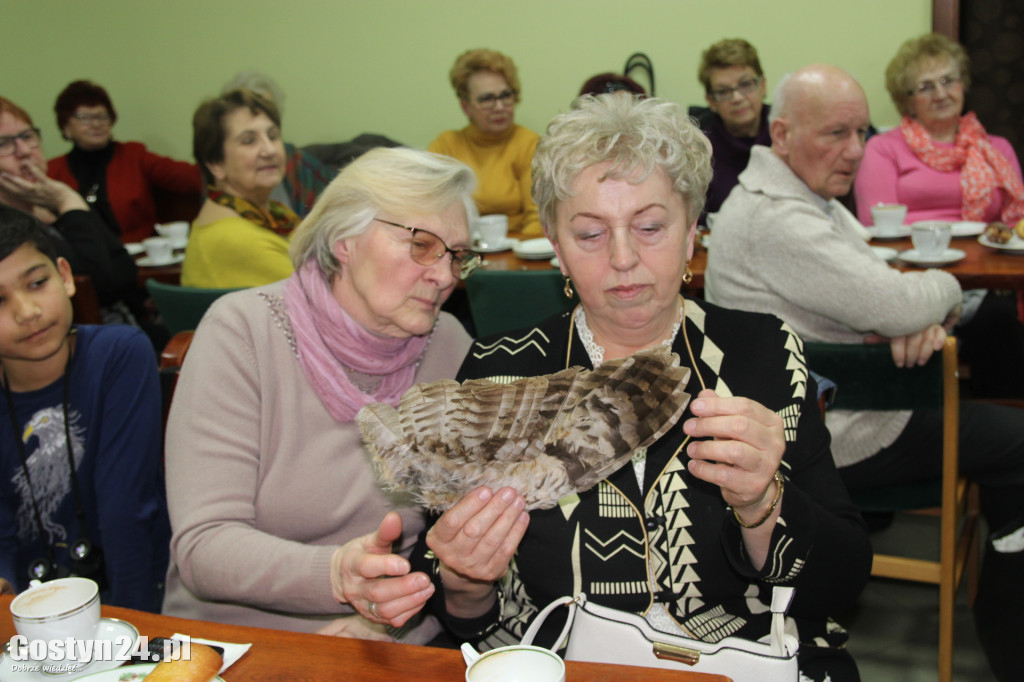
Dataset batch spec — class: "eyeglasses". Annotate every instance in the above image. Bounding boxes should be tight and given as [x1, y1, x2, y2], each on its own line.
[0, 128, 41, 157]
[709, 77, 761, 103]
[374, 218, 481, 280]
[908, 74, 961, 97]
[472, 89, 517, 110]
[71, 112, 112, 125]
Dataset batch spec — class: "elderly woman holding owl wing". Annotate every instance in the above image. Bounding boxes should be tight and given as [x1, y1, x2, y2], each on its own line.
[418, 95, 871, 681]
[162, 147, 478, 641]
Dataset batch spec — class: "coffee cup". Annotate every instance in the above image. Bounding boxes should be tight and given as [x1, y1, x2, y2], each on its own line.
[142, 236, 174, 264]
[155, 221, 190, 249]
[911, 221, 952, 258]
[463, 643, 565, 682]
[870, 204, 907, 237]
[10, 578, 100, 661]
[475, 215, 509, 248]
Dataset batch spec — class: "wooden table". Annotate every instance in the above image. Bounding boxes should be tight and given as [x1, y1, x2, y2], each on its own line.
[884, 235, 1024, 289]
[0, 595, 729, 681]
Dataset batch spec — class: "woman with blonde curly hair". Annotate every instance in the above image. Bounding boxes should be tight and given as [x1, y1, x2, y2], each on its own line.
[417, 94, 869, 681]
[430, 48, 541, 236]
[855, 33, 1023, 226]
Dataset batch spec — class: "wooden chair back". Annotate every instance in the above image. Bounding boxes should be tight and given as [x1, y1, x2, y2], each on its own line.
[805, 337, 979, 682]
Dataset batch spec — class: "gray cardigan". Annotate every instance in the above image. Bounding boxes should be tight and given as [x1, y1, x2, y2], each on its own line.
[706, 146, 962, 466]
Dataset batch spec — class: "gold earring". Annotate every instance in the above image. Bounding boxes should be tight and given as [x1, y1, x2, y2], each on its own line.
[563, 276, 574, 299]
[681, 264, 693, 285]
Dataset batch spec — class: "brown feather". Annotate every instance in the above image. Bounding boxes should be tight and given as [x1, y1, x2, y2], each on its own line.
[356, 347, 691, 511]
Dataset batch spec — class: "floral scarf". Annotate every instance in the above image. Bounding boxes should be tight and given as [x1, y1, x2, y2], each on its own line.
[207, 186, 300, 236]
[900, 112, 1024, 225]
[284, 259, 431, 422]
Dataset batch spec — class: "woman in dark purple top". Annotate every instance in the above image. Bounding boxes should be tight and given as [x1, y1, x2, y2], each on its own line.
[696, 38, 771, 223]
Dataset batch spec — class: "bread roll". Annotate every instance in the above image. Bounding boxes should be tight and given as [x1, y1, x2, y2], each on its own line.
[143, 643, 222, 682]
[1015, 218, 1024, 240]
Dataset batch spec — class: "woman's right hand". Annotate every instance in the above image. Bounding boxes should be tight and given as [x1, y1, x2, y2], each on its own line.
[426, 486, 529, 618]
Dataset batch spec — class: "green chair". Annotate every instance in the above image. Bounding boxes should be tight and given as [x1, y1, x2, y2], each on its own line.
[146, 279, 241, 336]
[465, 270, 577, 337]
[805, 337, 979, 682]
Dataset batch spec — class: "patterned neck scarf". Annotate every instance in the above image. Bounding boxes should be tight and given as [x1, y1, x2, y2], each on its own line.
[283, 259, 432, 422]
[207, 186, 300, 236]
[900, 112, 1024, 224]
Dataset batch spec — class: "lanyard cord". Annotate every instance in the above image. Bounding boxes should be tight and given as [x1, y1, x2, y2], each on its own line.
[2, 330, 90, 559]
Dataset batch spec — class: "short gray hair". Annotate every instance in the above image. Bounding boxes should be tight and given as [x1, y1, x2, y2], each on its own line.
[768, 73, 792, 125]
[289, 147, 478, 276]
[532, 94, 712, 232]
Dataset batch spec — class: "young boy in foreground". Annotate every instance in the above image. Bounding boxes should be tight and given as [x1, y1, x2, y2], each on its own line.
[0, 205, 169, 612]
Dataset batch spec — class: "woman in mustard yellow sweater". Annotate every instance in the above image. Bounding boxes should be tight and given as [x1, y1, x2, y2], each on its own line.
[430, 49, 541, 237]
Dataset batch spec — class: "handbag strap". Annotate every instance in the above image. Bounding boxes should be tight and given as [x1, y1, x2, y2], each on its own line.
[520, 595, 582, 649]
[769, 586, 795, 656]
[522, 587, 795, 655]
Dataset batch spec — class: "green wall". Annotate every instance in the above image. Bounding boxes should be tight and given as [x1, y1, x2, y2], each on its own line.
[3, 0, 931, 162]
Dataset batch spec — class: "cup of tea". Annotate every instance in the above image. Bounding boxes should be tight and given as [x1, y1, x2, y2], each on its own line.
[155, 221, 190, 249]
[463, 643, 565, 682]
[10, 578, 100, 661]
[475, 215, 509, 248]
[870, 204, 907, 237]
[142, 236, 174, 264]
[911, 221, 952, 258]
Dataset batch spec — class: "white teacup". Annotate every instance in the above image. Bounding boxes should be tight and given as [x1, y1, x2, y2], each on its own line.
[463, 643, 565, 682]
[10, 578, 100, 661]
[911, 221, 952, 258]
[476, 215, 509, 247]
[141, 236, 174, 264]
[870, 203, 907, 237]
[155, 221, 190, 249]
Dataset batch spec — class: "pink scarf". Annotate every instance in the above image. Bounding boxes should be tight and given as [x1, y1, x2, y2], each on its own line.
[901, 112, 1024, 225]
[284, 259, 431, 422]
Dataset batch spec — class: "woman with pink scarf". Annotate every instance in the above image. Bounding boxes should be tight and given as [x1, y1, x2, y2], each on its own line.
[855, 33, 1024, 400]
[162, 148, 479, 643]
[855, 33, 1023, 226]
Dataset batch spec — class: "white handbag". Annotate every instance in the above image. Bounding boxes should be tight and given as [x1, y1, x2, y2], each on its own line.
[519, 586, 799, 681]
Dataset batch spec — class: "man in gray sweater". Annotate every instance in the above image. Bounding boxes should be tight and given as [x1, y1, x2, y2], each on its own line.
[706, 63, 1024, 680]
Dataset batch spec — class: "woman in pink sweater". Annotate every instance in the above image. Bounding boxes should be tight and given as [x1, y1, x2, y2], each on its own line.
[855, 34, 1023, 225]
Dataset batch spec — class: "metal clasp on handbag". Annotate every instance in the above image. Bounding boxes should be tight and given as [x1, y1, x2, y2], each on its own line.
[653, 641, 701, 666]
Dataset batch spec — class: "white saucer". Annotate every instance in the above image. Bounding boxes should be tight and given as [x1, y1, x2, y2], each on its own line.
[898, 248, 966, 267]
[870, 246, 898, 262]
[951, 221, 986, 237]
[867, 225, 911, 240]
[474, 237, 518, 253]
[122, 243, 145, 256]
[513, 238, 556, 260]
[978, 234, 1024, 253]
[136, 254, 185, 267]
[549, 256, 559, 267]
[0, 618, 138, 680]
[71, 662, 225, 681]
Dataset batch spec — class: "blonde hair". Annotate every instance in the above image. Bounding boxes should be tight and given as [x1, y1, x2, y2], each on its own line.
[532, 94, 712, 232]
[448, 49, 521, 102]
[885, 33, 970, 116]
[289, 147, 477, 276]
[697, 38, 763, 92]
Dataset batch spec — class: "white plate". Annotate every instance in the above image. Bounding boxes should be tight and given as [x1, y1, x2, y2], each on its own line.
[136, 254, 185, 267]
[123, 243, 145, 256]
[898, 248, 966, 267]
[473, 237, 518, 253]
[870, 246, 898, 262]
[0, 618, 138, 680]
[950, 221, 986, 237]
[866, 225, 911, 240]
[71, 663, 226, 681]
[978, 234, 1024, 253]
[513, 238, 556, 260]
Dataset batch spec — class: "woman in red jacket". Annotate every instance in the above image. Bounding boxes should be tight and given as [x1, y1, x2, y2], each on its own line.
[47, 80, 203, 244]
